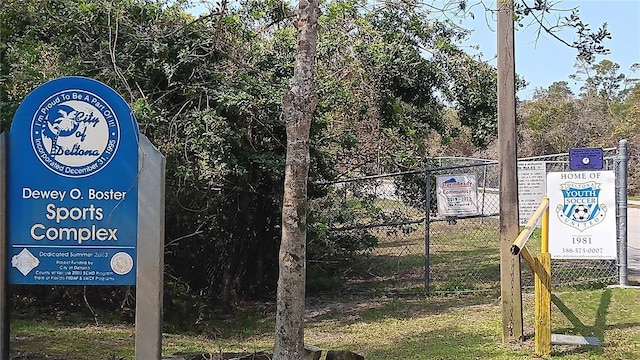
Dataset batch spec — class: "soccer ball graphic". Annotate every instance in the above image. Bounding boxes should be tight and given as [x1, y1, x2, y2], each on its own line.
[572, 205, 591, 221]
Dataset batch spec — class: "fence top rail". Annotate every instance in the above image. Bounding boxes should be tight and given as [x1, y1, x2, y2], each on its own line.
[430, 156, 498, 162]
[319, 148, 619, 186]
[425, 160, 498, 173]
[317, 168, 426, 185]
[518, 147, 617, 161]
[511, 197, 549, 256]
[318, 160, 498, 185]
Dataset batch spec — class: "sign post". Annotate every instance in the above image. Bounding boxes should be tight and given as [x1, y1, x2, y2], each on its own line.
[135, 134, 165, 359]
[1, 77, 164, 358]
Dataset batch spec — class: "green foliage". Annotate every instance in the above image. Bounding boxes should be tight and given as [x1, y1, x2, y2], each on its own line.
[314, 0, 501, 175]
[162, 276, 203, 332]
[443, 55, 498, 148]
[574, 59, 629, 103]
[613, 83, 640, 195]
[307, 183, 382, 269]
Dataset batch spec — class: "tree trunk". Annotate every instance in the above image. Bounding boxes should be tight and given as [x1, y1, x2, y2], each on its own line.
[273, 1, 320, 359]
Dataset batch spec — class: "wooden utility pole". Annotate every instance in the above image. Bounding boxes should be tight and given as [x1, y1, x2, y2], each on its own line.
[497, 0, 523, 343]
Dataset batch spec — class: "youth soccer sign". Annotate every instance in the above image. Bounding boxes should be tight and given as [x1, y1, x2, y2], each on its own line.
[547, 171, 616, 259]
[7, 77, 139, 285]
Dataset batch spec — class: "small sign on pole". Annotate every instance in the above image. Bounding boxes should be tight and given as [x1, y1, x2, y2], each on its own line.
[569, 147, 603, 170]
[546, 171, 616, 259]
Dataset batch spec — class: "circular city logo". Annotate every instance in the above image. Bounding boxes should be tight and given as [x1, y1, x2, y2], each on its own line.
[30, 90, 120, 178]
[110, 252, 134, 275]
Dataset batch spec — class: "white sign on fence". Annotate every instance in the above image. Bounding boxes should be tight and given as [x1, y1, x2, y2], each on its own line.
[436, 174, 479, 217]
[547, 171, 616, 259]
[518, 161, 547, 225]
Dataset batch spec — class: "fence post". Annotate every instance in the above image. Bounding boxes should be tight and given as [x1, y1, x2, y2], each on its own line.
[535, 201, 551, 356]
[424, 170, 431, 295]
[617, 139, 628, 286]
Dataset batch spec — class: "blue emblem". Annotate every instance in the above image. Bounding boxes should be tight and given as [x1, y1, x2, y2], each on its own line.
[30, 90, 120, 178]
[555, 181, 606, 231]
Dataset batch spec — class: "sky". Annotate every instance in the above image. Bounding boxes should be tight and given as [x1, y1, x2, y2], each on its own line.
[458, 0, 640, 99]
[187, 1, 640, 100]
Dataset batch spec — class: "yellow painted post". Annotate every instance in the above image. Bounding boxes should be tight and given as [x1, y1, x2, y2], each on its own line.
[535, 199, 551, 356]
[541, 198, 549, 254]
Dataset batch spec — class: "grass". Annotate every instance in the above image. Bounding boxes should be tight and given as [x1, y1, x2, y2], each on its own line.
[11, 321, 136, 359]
[8, 288, 640, 359]
[353, 217, 505, 295]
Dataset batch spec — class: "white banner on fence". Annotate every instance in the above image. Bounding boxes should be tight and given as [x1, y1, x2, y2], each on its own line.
[518, 161, 547, 225]
[547, 171, 617, 259]
[436, 174, 479, 217]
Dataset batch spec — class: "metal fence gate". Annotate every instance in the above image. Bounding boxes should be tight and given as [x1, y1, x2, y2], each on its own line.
[319, 144, 626, 296]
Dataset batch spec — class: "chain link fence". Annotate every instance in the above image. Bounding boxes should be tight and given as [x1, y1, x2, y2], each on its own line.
[425, 159, 500, 294]
[320, 147, 625, 296]
[313, 171, 429, 295]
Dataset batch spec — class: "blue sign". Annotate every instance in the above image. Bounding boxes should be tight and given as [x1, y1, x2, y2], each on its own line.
[569, 147, 603, 170]
[7, 77, 139, 285]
